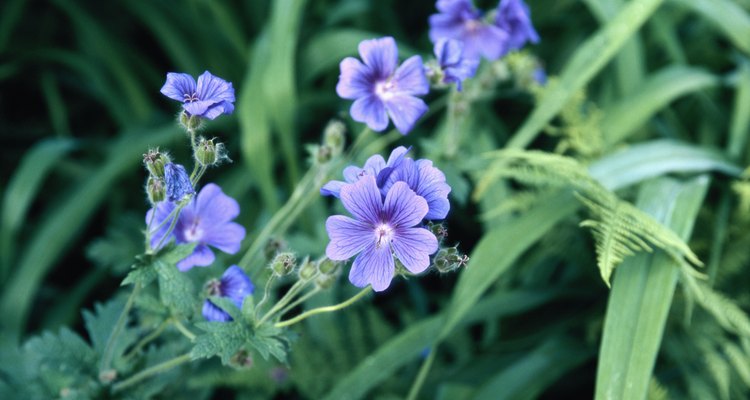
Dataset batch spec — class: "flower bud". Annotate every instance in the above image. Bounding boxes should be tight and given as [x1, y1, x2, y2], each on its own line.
[195, 137, 231, 167]
[323, 120, 346, 155]
[146, 177, 166, 204]
[270, 252, 296, 276]
[143, 148, 171, 178]
[317, 258, 339, 275]
[427, 222, 448, 244]
[317, 145, 333, 164]
[315, 273, 336, 290]
[433, 246, 469, 273]
[164, 162, 195, 202]
[180, 110, 202, 131]
[298, 258, 317, 281]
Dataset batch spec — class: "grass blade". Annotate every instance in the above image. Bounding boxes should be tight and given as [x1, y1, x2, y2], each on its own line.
[671, 0, 750, 55]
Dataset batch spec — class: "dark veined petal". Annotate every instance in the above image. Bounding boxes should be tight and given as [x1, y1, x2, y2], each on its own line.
[336, 57, 373, 100]
[343, 166, 366, 182]
[196, 71, 235, 103]
[392, 56, 429, 96]
[220, 265, 254, 307]
[384, 94, 428, 135]
[358, 37, 398, 79]
[146, 200, 178, 250]
[202, 222, 246, 254]
[176, 244, 215, 271]
[392, 227, 438, 274]
[194, 183, 240, 224]
[202, 300, 232, 322]
[349, 243, 395, 292]
[325, 215, 373, 260]
[383, 181, 428, 228]
[160, 72, 196, 102]
[183, 99, 220, 118]
[414, 159, 452, 220]
[201, 101, 234, 120]
[164, 163, 194, 202]
[351, 95, 389, 132]
[361, 154, 387, 177]
[340, 175, 383, 225]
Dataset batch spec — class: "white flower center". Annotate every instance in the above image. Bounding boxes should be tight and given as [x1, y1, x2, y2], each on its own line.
[184, 92, 199, 103]
[374, 223, 395, 249]
[374, 80, 396, 100]
[183, 219, 203, 242]
[464, 18, 483, 33]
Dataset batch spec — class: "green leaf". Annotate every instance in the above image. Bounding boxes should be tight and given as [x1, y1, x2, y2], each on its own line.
[301, 29, 383, 83]
[728, 58, 750, 160]
[671, 0, 750, 55]
[191, 321, 247, 365]
[155, 256, 196, 318]
[595, 176, 709, 400]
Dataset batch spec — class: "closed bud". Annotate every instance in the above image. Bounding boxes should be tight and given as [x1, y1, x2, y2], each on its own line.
[146, 177, 166, 204]
[164, 163, 195, 202]
[143, 148, 171, 178]
[317, 258, 339, 275]
[427, 222, 448, 244]
[195, 137, 230, 167]
[270, 252, 296, 276]
[433, 246, 469, 273]
[317, 145, 333, 164]
[298, 258, 317, 281]
[315, 273, 336, 289]
[323, 120, 346, 155]
[180, 110, 202, 131]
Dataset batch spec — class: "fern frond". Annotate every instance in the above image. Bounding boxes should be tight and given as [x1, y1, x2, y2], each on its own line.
[724, 342, 750, 388]
[481, 149, 599, 192]
[681, 265, 750, 338]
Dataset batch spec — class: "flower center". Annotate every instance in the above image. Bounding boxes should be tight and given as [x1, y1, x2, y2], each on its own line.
[374, 80, 396, 100]
[183, 219, 203, 242]
[183, 92, 199, 103]
[205, 278, 222, 296]
[464, 18, 484, 33]
[374, 223, 394, 249]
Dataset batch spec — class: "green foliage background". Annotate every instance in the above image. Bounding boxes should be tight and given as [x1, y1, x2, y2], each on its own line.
[2, 0, 750, 398]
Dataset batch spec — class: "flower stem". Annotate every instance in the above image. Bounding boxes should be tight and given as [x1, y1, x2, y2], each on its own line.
[152, 202, 186, 251]
[100, 284, 140, 374]
[274, 286, 372, 328]
[277, 287, 321, 318]
[172, 319, 196, 341]
[111, 353, 192, 393]
[406, 347, 436, 400]
[254, 274, 277, 320]
[124, 318, 170, 360]
[257, 279, 310, 326]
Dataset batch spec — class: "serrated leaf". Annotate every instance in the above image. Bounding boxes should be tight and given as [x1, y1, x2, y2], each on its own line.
[250, 324, 288, 363]
[155, 259, 195, 318]
[82, 296, 136, 356]
[191, 321, 247, 364]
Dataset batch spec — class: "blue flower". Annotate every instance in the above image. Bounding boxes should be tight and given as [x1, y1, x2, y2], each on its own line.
[163, 162, 194, 202]
[325, 176, 438, 291]
[433, 38, 479, 91]
[202, 265, 254, 322]
[336, 37, 429, 134]
[429, 0, 509, 61]
[321, 146, 451, 220]
[160, 71, 235, 120]
[495, 0, 539, 51]
[147, 183, 246, 271]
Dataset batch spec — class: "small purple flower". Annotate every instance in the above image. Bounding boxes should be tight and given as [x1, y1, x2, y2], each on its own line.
[160, 71, 235, 120]
[164, 162, 194, 202]
[202, 265, 254, 322]
[147, 183, 246, 271]
[429, 0, 509, 61]
[433, 39, 479, 91]
[320, 146, 409, 197]
[495, 0, 539, 51]
[336, 37, 429, 135]
[325, 176, 438, 292]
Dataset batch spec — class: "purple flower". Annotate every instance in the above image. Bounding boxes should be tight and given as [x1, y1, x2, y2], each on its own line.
[322, 146, 451, 220]
[433, 39, 479, 91]
[325, 176, 438, 292]
[495, 0, 539, 51]
[202, 265, 254, 322]
[147, 183, 246, 271]
[160, 71, 235, 120]
[429, 0, 509, 61]
[336, 37, 429, 135]
[164, 162, 194, 202]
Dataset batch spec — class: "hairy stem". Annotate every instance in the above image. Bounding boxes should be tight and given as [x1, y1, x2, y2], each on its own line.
[274, 286, 372, 328]
[111, 353, 192, 393]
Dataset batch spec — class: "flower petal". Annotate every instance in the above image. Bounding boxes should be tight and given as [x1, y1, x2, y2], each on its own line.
[358, 37, 398, 79]
[351, 95, 389, 132]
[392, 227, 438, 274]
[201, 101, 234, 120]
[393, 56, 429, 96]
[160, 73, 196, 102]
[177, 244, 215, 271]
[221, 265, 254, 307]
[383, 181, 428, 228]
[202, 300, 232, 322]
[414, 159, 452, 220]
[384, 95, 428, 135]
[320, 180, 346, 197]
[349, 243, 395, 292]
[435, 38, 462, 66]
[361, 154, 387, 177]
[203, 222, 246, 254]
[194, 183, 240, 224]
[196, 71, 235, 103]
[472, 25, 510, 61]
[325, 215, 373, 260]
[339, 176, 382, 225]
[336, 57, 373, 100]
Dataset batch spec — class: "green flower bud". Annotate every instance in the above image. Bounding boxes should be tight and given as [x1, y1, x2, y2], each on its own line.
[180, 111, 202, 132]
[270, 252, 296, 276]
[427, 222, 448, 244]
[433, 246, 469, 273]
[195, 137, 230, 167]
[146, 177, 166, 204]
[323, 120, 346, 155]
[298, 258, 317, 281]
[315, 273, 336, 290]
[143, 148, 171, 178]
[317, 145, 333, 164]
[317, 258, 339, 275]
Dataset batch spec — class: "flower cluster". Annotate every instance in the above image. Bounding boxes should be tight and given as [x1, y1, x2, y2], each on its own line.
[147, 183, 246, 271]
[322, 147, 451, 291]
